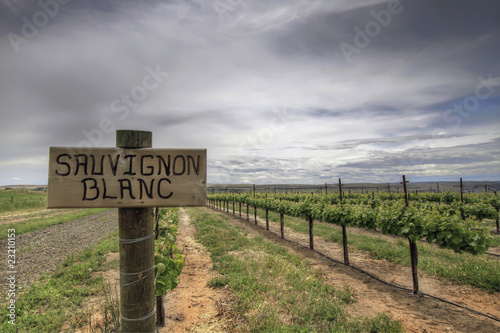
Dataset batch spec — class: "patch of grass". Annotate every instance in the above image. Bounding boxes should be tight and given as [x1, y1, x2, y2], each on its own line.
[482, 219, 500, 246]
[491, 236, 500, 247]
[87, 279, 120, 332]
[101, 257, 120, 272]
[363, 313, 405, 332]
[0, 190, 47, 213]
[246, 206, 500, 293]
[187, 207, 403, 332]
[0, 208, 108, 240]
[0, 231, 119, 332]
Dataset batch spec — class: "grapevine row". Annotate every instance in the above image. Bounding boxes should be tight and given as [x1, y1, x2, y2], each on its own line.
[213, 192, 498, 221]
[208, 193, 494, 255]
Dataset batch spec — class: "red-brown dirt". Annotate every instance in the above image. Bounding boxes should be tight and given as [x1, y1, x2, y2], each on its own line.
[160, 208, 240, 332]
[206, 206, 500, 333]
[61, 206, 499, 332]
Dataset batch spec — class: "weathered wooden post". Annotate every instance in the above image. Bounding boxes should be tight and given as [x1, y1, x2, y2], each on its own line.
[280, 213, 284, 239]
[401, 175, 409, 207]
[47, 129, 207, 331]
[339, 178, 349, 265]
[308, 217, 314, 249]
[460, 178, 464, 203]
[266, 209, 269, 230]
[116, 130, 155, 332]
[401, 175, 419, 294]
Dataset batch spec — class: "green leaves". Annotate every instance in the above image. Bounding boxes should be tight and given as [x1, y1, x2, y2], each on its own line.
[207, 192, 494, 255]
[451, 236, 462, 245]
[154, 208, 185, 297]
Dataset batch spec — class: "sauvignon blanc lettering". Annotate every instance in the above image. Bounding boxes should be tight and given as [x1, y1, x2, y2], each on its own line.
[47, 147, 207, 208]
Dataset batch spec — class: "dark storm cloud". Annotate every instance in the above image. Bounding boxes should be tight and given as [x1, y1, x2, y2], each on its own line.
[338, 138, 500, 169]
[290, 133, 471, 151]
[0, 0, 498, 184]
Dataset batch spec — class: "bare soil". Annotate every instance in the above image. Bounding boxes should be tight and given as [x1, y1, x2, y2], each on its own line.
[75, 208, 241, 333]
[210, 206, 500, 333]
[0, 209, 118, 297]
[79, 206, 500, 332]
[160, 208, 240, 333]
[5, 205, 498, 332]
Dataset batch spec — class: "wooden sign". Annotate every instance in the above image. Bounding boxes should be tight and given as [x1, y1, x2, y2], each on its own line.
[47, 147, 206, 208]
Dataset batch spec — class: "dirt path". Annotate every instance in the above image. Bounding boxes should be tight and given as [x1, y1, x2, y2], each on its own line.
[207, 207, 500, 333]
[77, 208, 241, 332]
[0, 208, 81, 225]
[160, 208, 238, 333]
[6, 205, 497, 332]
[0, 209, 118, 296]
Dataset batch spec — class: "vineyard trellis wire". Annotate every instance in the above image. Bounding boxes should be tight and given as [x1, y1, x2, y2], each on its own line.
[207, 175, 499, 295]
[205, 179, 500, 323]
[207, 179, 500, 197]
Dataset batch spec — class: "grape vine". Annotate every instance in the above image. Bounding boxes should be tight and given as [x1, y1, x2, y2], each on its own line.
[154, 208, 185, 296]
[208, 192, 495, 255]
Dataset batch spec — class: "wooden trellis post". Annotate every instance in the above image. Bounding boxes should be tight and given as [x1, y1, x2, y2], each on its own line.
[401, 175, 419, 294]
[460, 178, 464, 203]
[47, 129, 207, 332]
[117, 130, 155, 332]
[339, 178, 349, 265]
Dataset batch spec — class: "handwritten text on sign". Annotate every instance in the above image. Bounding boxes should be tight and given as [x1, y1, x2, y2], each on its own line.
[48, 147, 207, 208]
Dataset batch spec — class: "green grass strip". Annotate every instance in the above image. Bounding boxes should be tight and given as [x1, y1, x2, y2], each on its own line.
[0, 190, 47, 214]
[244, 206, 500, 293]
[0, 231, 119, 332]
[186, 207, 403, 333]
[0, 209, 108, 240]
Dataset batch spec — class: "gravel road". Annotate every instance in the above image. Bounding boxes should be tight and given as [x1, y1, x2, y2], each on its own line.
[0, 209, 118, 296]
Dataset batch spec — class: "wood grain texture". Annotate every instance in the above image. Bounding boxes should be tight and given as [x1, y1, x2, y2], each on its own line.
[47, 147, 206, 208]
[119, 207, 156, 332]
[116, 129, 152, 148]
[117, 130, 155, 333]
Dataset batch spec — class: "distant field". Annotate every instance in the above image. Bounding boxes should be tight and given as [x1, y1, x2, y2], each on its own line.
[0, 189, 107, 239]
[208, 181, 500, 194]
[0, 189, 47, 213]
[0, 185, 47, 191]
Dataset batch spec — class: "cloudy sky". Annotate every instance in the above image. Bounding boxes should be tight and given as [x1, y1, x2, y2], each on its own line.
[0, 0, 499, 185]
